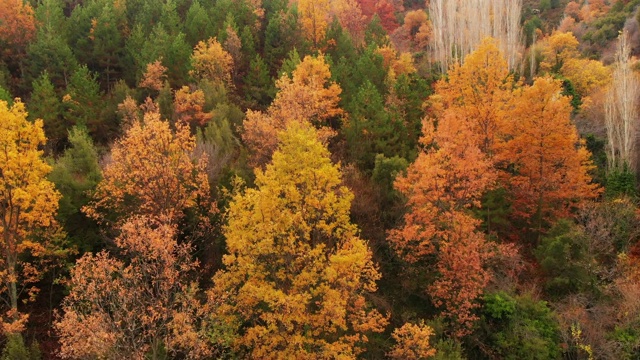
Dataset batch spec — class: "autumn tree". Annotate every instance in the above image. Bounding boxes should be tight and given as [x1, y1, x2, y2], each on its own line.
[242, 54, 343, 167]
[329, 0, 366, 45]
[374, 0, 398, 32]
[399, 9, 431, 51]
[388, 322, 436, 359]
[207, 123, 387, 358]
[174, 86, 212, 126]
[0, 0, 37, 60]
[389, 110, 496, 337]
[139, 59, 168, 93]
[299, 0, 329, 48]
[539, 31, 580, 73]
[84, 110, 211, 225]
[431, 38, 515, 157]
[561, 57, 610, 98]
[0, 100, 60, 333]
[499, 76, 599, 235]
[190, 37, 234, 86]
[56, 216, 210, 359]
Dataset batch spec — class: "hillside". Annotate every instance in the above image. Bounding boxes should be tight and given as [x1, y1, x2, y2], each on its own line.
[0, 0, 639, 359]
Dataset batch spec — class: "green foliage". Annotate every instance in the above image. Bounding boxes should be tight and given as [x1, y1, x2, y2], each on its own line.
[0, 86, 12, 105]
[423, 318, 466, 360]
[243, 55, 275, 109]
[30, 72, 64, 151]
[49, 126, 102, 252]
[184, 0, 215, 46]
[364, 15, 389, 48]
[63, 66, 107, 143]
[431, 339, 465, 360]
[1, 334, 41, 360]
[478, 292, 562, 360]
[606, 164, 637, 199]
[535, 220, 597, 297]
[388, 73, 429, 158]
[585, 134, 608, 187]
[334, 45, 386, 109]
[559, 77, 582, 112]
[372, 154, 408, 194]
[279, 48, 302, 78]
[344, 81, 410, 172]
[583, 1, 640, 45]
[610, 324, 640, 359]
[483, 291, 517, 320]
[540, 0, 551, 11]
[26, 31, 77, 88]
[264, 8, 302, 75]
[524, 16, 542, 47]
[474, 187, 512, 238]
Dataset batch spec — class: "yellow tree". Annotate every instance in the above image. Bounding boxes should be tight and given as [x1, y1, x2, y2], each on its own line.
[539, 31, 580, 73]
[561, 58, 610, 98]
[189, 37, 234, 86]
[84, 111, 210, 225]
[242, 55, 343, 167]
[0, 100, 60, 332]
[56, 216, 209, 359]
[299, 0, 329, 48]
[207, 123, 387, 358]
[388, 322, 436, 359]
[499, 77, 600, 234]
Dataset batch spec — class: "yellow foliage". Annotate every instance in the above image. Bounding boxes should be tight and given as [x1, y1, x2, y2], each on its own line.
[190, 37, 234, 85]
[208, 123, 387, 358]
[0, 99, 60, 333]
[561, 57, 611, 97]
[388, 322, 436, 359]
[299, 0, 329, 48]
[539, 31, 580, 73]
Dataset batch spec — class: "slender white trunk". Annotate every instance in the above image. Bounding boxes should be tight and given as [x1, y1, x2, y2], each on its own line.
[605, 30, 639, 172]
[429, 0, 523, 72]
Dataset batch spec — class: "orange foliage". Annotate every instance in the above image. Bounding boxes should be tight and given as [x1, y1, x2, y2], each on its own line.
[242, 55, 343, 167]
[498, 77, 600, 230]
[139, 59, 168, 92]
[330, 0, 366, 45]
[403, 10, 431, 50]
[84, 111, 211, 225]
[377, 45, 416, 79]
[299, 0, 329, 48]
[390, 110, 495, 336]
[431, 38, 515, 156]
[375, 0, 398, 32]
[56, 217, 209, 359]
[0, 0, 36, 57]
[174, 86, 212, 126]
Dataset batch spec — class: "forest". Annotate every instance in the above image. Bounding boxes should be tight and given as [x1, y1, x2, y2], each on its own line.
[0, 0, 640, 358]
